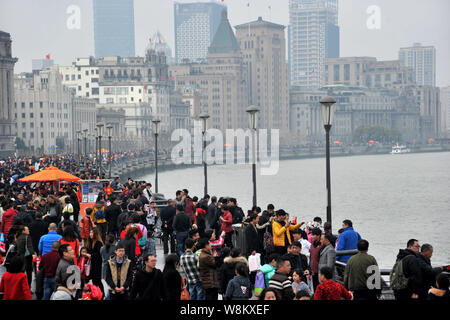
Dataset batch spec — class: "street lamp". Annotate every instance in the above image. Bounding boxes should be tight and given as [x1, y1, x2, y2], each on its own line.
[152, 119, 161, 193]
[96, 123, 104, 177]
[199, 113, 210, 197]
[106, 124, 113, 179]
[246, 105, 259, 208]
[320, 96, 336, 231]
[76, 131, 81, 157]
[83, 129, 88, 157]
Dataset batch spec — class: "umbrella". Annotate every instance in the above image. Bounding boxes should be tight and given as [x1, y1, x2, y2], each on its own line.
[333, 141, 341, 144]
[368, 140, 375, 143]
[97, 148, 109, 153]
[19, 166, 81, 182]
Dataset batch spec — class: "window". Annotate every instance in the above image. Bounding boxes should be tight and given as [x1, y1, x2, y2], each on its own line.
[40, 102, 43, 108]
[30, 113, 34, 118]
[22, 113, 25, 118]
[71, 75, 75, 80]
[78, 74, 81, 79]
[40, 112, 43, 118]
[21, 102, 25, 108]
[344, 64, 350, 81]
[334, 64, 340, 81]
[65, 75, 69, 81]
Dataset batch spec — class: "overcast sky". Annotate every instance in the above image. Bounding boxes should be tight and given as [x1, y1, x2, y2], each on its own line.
[0, 0, 449, 87]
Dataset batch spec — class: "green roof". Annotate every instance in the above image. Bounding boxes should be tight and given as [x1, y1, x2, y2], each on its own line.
[208, 10, 240, 55]
[235, 17, 286, 30]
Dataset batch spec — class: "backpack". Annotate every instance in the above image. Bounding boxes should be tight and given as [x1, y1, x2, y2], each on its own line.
[254, 271, 265, 297]
[137, 225, 147, 247]
[263, 225, 274, 251]
[95, 208, 105, 220]
[390, 255, 412, 290]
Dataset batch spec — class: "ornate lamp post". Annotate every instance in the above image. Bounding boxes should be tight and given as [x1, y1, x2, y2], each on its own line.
[246, 105, 259, 208]
[106, 124, 113, 178]
[76, 131, 81, 157]
[320, 96, 337, 231]
[152, 119, 161, 193]
[83, 129, 88, 157]
[199, 113, 210, 197]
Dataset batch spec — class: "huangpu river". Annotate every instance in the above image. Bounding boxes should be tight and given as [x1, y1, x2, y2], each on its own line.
[139, 152, 450, 268]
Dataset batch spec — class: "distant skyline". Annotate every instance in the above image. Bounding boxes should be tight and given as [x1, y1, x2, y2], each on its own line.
[0, 0, 449, 86]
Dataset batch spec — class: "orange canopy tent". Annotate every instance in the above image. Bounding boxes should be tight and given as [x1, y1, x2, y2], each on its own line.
[19, 166, 81, 182]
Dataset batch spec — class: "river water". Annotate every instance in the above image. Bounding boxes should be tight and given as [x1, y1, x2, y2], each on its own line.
[139, 152, 450, 268]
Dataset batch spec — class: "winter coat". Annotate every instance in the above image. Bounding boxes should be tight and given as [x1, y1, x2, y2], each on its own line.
[105, 255, 133, 293]
[130, 267, 164, 301]
[318, 244, 336, 279]
[309, 241, 323, 275]
[29, 219, 48, 253]
[1, 208, 18, 238]
[207, 203, 218, 227]
[0, 272, 32, 300]
[55, 258, 76, 288]
[162, 267, 182, 301]
[417, 254, 442, 300]
[15, 233, 35, 257]
[220, 210, 233, 233]
[199, 249, 219, 290]
[225, 275, 252, 300]
[119, 237, 136, 264]
[183, 197, 195, 223]
[87, 240, 103, 280]
[172, 212, 192, 233]
[260, 264, 276, 288]
[394, 249, 422, 298]
[284, 252, 310, 275]
[105, 203, 121, 235]
[272, 219, 302, 247]
[160, 205, 176, 232]
[244, 223, 261, 256]
[219, 256, 248, 294]
[344, 251, 381, 293]
[336, 227, 361, 263]
[269, 271, 295, 300]
[38, 232, 62, 256]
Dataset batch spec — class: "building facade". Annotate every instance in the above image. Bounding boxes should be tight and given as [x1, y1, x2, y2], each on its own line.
[60, 57, 100, 101]
[174, 1, 225, 64]
[235, 17, 290, 141]
[324, 57, 415, 89]
[289, 0, 339, 89]
[171, 10, 248, 132]
[399, 43, 436, 87]
[0, 31, 17, 156]
[14, 66, 73, 153]
[440, 86, 450, 137]
[93, 0, 135, 58]
[32, 59, 54, 71]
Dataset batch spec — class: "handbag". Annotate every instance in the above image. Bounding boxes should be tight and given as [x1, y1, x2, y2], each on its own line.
[180, 277, 190, 300]
[24, 236, 31, 257]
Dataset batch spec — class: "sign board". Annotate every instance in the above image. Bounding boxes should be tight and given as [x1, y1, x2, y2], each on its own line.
[81, 181, 104, 203]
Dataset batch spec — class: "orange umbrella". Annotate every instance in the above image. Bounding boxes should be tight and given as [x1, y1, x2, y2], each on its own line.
[368, 140, 375, 143]
[334, 140, 341, 144]
[97, 148, 109, 153]
[19, 166, 81, 182]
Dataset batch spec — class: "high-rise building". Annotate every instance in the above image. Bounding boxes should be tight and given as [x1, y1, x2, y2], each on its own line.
[235, 17, 290, 141]
[174, 1, 226, 64]
[440, 86, 450, 136]
[0, 31, 18, 156]
[289, 0, 339, 89]
[93, 0, 135, 58]
[399, 43, 436, 87]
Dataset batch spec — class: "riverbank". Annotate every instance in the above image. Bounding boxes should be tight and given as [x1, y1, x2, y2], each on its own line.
[118, 144, 450, 181]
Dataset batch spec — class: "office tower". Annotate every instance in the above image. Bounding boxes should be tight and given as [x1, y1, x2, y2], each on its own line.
[235, 17, 290, 141]
[289, 0, 339, 89]
[399, 43, 436, 87]
[174, 1, 225, 63]
[93, 0, 135, 58]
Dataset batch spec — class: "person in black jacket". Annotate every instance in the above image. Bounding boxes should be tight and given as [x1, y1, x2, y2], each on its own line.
[160, 200, 176, 254]
[284, 241, 310, 276]
[219, 248, 248, 297]
[228, 198, 244, 224]
[206, 196, 218, 229]
[130, 254, 164, 300]
[244, 213, 261, 257]
[162, 254, 182, 301]
[173, 205, 192, 257]
[417, 243, 444, 300]
[393, 239, 423, 300]
[86, 227, 105, 298]
[29, 212, 48, 254]
[105, 196, 122, 238]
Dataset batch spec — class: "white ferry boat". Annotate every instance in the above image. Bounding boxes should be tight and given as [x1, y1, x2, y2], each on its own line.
[391, 144, 411, 154]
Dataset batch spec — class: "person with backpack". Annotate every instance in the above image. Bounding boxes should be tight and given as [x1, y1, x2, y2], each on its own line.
[391, 239, 423, 300]
[92, 201, 107, 242]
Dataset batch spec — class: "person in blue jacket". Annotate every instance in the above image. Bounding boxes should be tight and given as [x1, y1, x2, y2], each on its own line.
[336, 220, 361, 263]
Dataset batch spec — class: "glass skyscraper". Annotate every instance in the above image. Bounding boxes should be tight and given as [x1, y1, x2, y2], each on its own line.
[93, 0, 135, 58]
[174, 1, 226, 64]
[289, 0, 339, 89]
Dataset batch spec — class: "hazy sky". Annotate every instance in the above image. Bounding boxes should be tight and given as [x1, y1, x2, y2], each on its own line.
[1, 0, 449, 86]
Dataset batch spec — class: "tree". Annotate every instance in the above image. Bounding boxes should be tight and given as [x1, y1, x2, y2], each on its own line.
[15, 137, 28, 150]
[352, 126, 402, 143]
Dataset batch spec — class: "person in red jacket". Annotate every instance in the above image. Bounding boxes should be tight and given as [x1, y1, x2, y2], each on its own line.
[1, 204, 18, 240]
[0, 255, 32, 300]
[220, 205, 233, 248]
[313, 266, 353, 301]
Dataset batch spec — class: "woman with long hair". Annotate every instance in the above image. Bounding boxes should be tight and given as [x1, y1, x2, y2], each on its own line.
[120, 226, 138, 266]
[15, 225, 36, 287]
[162, 253, 182, 301]
[59, 225, 80, 265]
[86, 227, 104, 298]
[100, 234, 116, 279]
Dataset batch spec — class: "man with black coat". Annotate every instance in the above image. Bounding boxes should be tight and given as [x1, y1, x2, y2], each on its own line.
[206, 196, 218, 229]
[228, 198, 244, 225]
[105, 196, 122, 238]
[285, 241, 310, 276]
[29, 212, 48, 254]
[66, 187, 80, 223]
[173, 204, 192, 257]
[130, 254, 164, 301]
[417, 243, 444, 300]
[160, 199, 176, 254]
[393, 239, 423, 300]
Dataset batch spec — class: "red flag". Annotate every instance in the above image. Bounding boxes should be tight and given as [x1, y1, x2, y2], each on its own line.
[172, 76, 175, 81]
[46, 54, 50, 60]
[149, 38, 152, 42]
[159, 39, 162, 44]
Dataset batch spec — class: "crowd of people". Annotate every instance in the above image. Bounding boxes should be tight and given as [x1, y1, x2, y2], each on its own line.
[0, 158, 449, 301]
